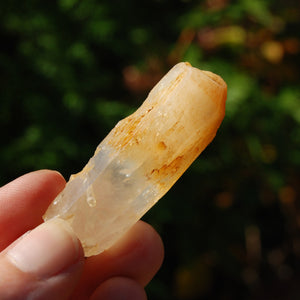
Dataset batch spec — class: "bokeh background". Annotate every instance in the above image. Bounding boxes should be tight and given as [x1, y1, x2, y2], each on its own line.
[1, 0, 299, 299]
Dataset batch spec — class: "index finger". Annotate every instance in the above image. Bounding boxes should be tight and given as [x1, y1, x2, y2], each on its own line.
[0, 170, 66, 251]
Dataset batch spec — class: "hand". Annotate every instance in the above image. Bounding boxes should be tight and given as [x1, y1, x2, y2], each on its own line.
[0, 170, 164, 299]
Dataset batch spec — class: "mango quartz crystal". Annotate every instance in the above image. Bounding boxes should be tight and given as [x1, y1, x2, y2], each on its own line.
[43, 62, 227, 256]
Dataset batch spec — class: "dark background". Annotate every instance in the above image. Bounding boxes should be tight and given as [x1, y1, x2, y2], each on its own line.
[0, 0, 300, 299]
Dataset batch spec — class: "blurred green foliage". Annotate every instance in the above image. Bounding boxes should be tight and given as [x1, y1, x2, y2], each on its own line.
[1, 0, 300, 299]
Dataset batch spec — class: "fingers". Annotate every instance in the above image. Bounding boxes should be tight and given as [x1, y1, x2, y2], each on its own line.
[0, 219, 84, 300]
[71, 220, 164, 299]
[0, 170, 164, 299]
[0, 170, 66, 251]
[90, 277, 147, 300]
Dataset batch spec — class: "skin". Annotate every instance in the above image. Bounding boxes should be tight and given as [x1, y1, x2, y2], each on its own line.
[0, 170, 164, 299]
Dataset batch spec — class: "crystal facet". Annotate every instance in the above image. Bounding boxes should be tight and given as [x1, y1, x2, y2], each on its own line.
[43, 62, 227, 256]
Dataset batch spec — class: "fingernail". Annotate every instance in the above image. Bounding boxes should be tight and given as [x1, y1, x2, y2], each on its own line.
[6, 218, 81, 279]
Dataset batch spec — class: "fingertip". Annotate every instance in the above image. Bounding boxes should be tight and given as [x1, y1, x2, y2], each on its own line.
[110, 221, 164, 260]
[72, 221, 164, 298]
[130, 221, 165, 280]
[0, 218, 84, 300]
[34, 169, 66, 196]
[102, 220, 164, 286]
[0, 169, 66, 205]
[6, 218, 83, 279]
[134, 221, 164, 285]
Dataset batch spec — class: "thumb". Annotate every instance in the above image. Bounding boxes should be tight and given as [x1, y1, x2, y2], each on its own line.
[0, 219, 84, 300]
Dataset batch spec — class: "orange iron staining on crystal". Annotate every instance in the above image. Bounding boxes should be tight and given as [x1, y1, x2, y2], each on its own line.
[43, 62, 227, 256]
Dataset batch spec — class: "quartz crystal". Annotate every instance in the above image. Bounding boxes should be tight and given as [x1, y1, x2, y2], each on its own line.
[43, 62, 227, 256]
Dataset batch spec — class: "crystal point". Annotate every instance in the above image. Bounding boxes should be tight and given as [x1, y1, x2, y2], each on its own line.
[43, 62, 227, 256]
